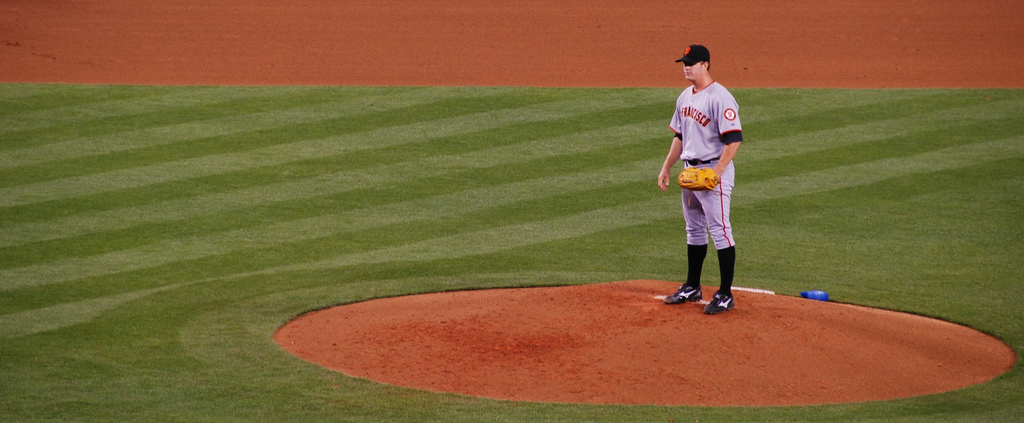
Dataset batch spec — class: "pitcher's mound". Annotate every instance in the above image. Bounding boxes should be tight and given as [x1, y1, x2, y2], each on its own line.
[275, 280, 1015, 406]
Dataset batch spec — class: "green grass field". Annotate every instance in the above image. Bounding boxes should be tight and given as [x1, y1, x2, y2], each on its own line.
[1, 84, 1022, 422]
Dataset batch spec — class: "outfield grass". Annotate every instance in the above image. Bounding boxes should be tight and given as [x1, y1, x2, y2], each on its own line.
[0, 84, 1021, 422]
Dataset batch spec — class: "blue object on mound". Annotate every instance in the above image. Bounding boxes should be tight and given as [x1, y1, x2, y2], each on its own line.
[800, 290, 830, 301]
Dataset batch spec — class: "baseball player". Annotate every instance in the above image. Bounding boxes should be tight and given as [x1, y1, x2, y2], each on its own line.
[657, 44, 743, 314]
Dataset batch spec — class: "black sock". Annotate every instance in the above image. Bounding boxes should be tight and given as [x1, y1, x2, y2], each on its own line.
[718, 246, 736, 295]
[686, 244, 708, 288]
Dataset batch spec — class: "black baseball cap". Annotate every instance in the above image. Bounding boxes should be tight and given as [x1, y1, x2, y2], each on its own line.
[675, 44, 710, 65]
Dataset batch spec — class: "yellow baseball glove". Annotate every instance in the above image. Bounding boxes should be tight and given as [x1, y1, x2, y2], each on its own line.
[677, 167, 720, 190]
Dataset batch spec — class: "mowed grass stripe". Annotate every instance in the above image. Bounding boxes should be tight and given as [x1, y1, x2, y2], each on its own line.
[0, 283, 181, 338]
[0, 90, 664, 207]
[0, 161, 653, 291]
[2, 94, 1015, 245]
[5, 136, 1019, 292]
[0, 87, 491, 171]
[0, 88, 1011, 280]
[0, 92, 666, 268]
[0, 122, 658, 248]
[746, 97, 1021, 161]
[0, 90, 576, 190]
[0, 86, 310, 136]
[9, 93, 1007, 232]
[0, 84, 172, 116]
[0, 89, 965, 174]
[244, 137, 1024, 276]
[0, 86, 522, 142]
[737, 89, 944, 121]
[738, 137, 1024, 203]
[2, 91, 1015, 227]
[249, 197, 673, 275]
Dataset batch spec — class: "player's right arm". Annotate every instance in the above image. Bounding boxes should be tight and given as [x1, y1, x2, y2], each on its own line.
[658, 135, 683, 191]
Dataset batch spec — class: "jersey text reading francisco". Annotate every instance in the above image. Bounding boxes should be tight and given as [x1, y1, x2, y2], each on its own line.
[679, 106, 711, 127]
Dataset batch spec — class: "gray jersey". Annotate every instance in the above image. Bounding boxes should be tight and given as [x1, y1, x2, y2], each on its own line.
[669, 82, 742, 162]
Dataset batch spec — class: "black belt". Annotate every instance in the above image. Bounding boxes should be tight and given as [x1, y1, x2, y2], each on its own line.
[685, 157, 719, 166]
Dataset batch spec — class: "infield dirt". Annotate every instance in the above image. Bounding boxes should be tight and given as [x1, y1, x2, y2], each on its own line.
[2, 0, 1022, 87]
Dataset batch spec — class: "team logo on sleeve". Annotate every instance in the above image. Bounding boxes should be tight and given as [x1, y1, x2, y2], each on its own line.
[723, 108, 737, 121]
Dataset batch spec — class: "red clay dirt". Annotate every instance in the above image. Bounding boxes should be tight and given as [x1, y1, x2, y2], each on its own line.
[275, 280, 1015, 406]
[1, 0, 1022, 87]
[2, 0, 1019, 407]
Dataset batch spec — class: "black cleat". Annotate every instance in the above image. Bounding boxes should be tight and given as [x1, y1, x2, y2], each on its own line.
[664, 285, 702, 304]
[703, 291, 735, 314]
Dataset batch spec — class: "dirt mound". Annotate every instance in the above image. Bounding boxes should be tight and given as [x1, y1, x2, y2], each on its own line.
[275, 280, 1015, 406]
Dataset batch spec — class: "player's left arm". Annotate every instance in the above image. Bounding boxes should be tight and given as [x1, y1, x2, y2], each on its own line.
[713, 93, 743, 176]
[713, 140, 741, 176]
